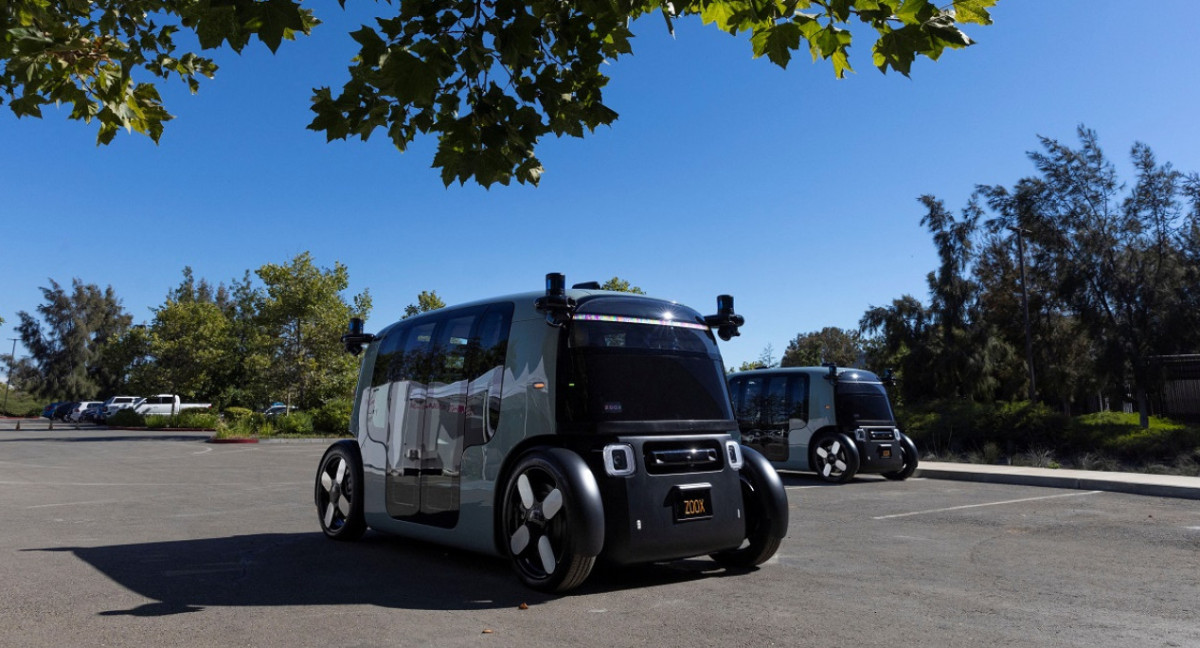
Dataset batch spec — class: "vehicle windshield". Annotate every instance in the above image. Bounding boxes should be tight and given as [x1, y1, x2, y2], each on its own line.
[557, 297, 734, 432]
[834, 381, 896, 426]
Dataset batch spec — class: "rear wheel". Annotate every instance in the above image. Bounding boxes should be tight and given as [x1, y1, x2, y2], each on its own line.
[501, 451, 596, 592]
[882, 434, 919, 481]
[810, 433, 860, 484]
[315, 441, 366, 541]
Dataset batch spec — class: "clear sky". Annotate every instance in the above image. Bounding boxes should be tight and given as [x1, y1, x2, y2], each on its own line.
[3, 0, 1200, 371]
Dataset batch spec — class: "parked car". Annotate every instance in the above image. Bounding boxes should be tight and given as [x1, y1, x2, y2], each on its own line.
[727, 365, 918, 483]
[98, 396, 141, 422]
[79, 402, 107, 423]
[42, 402, 66, 419]
[132, 394, 212, 417]
[53, 401, 78, 420]
[263, 404, 292, 418]
[66, 401, 103, 422]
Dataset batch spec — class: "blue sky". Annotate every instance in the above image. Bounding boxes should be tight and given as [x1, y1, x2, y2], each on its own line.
[3, 0, 1200, 371]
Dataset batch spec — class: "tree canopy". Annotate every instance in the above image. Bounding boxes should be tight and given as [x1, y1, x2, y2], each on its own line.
[404, 290, 447, 317]
[10, 278, 132, 400]
[4, 254, 371, 413]
[3, 0, 998, 187]
[780, 326, 861, 368]
[859, 127, 1200, 424]
[599, 276, 645, 294]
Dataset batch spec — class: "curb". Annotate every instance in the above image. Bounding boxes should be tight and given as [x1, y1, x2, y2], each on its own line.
[915, 462, 1200, 501]
[206, 437, 259, 444]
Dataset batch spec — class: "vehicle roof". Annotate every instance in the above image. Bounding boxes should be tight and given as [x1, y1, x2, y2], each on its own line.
[729, 366, 883, 383]
[372, 288, 698, 339]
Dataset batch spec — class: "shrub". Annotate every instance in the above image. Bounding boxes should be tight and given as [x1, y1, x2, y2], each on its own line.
[275, 411, 314, 435]
[174, 408, 219, 429]
[217, 413, 268, 438]
[107, 409, 145, 427]
[145, 415, 170, 429]
[223, 406, 253, 421]
[312, 399, 353, 435]
[1071, 412, 1200, 462]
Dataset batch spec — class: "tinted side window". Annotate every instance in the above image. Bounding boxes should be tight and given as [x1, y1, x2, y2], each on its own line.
[403, 321, 438, 382]
[372, 325, 409, 388]
[764, 376, 789, 426]
[465, 303, 513, 446]
[735, 376, 763, 429]
[434, 314, 476, 384]
[788, 374, 809, 424]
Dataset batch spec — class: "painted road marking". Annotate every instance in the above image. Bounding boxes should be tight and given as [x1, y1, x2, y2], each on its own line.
[873, 490, 1102, 520]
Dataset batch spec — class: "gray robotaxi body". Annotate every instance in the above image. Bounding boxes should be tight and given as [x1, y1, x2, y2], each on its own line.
[315, 277, 789, 592]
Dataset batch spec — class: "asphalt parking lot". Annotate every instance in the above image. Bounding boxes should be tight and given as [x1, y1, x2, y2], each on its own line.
[1, 424, 1198, 648]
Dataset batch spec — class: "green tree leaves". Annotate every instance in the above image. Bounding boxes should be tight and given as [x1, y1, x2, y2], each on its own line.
[5, 256, 372, 412]
[780, 327, 862, 367]
[1, 0, 317, 144]
[10, 278, 132, 400]
[4, 0, 997, 186]
[404, 290, 446, 318]
[599, 277, 646, 294]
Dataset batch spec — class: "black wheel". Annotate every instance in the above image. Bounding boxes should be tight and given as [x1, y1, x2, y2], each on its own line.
[315, 441, 366, 541]
[501, 451, 596, 592]
[810, 433, 860, 483]
[882, 434, 919, 481]
[711, 446, 789, 568]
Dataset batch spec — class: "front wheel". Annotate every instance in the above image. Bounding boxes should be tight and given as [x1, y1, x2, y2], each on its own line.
[315, 441, 366, 541]
[810, 433, 860, 484]
[501, 451, 597, 592]
[882, 434, 919, 481]
[711, 446, 789, 568]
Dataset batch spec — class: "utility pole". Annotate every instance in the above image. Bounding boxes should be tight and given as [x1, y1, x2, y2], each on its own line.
[1009, 227, 1037, 403]
[3, 338, 17, 414]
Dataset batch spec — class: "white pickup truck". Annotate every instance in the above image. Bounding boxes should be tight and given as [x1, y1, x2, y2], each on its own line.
[133, 394, 213, 417]
[100, 395, 141, 421]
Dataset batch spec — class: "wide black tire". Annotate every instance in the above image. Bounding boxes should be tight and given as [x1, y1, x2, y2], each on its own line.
[500, 450, 600, 593]
[711, 446, 789, 568]
[882, 434, 919, 481]
[315, 440, 367, 541]
[810, 432, 860, 484]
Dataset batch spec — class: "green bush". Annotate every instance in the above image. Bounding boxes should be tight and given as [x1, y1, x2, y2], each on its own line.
[145, 414, 169, 429]
[899, 399, 1069, 457]
[107, 409, 145, 427]
[174, 408, 219, 429]
[312, 398, 353, 435]
[223, 406, 253, 420]
[216, 413, 269, 438]
[275, 411, 314, 435]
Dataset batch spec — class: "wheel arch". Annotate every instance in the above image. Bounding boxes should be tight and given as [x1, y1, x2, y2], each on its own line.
[492, 439, 606, 558]
[739, 445, 789, 541]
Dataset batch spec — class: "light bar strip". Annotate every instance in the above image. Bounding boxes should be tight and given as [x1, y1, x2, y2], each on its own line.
[575, 313, 708, 330]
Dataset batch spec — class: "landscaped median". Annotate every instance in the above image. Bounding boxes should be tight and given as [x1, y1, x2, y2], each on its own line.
[104, 406, 352, 443]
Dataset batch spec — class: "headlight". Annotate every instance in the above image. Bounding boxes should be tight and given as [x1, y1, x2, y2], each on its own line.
[603, 444, 636, 476]
[725, 440, 744, 470]
[854, 428, 867, 442]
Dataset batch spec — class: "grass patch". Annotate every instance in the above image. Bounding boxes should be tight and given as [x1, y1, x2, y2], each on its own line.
[901, 401, 1200, 475]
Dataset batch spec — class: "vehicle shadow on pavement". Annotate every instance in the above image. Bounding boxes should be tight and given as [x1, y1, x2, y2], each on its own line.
[29, 531, 744, 615]
[776, 472, 890, 488]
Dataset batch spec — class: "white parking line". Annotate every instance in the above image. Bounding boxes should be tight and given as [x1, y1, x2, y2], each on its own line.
[872, 490, 1102, 520]
[27, 499, 120, 509]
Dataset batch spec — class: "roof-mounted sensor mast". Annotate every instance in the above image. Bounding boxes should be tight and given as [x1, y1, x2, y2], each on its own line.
[535, 272, 575, 326]
[703, 294, 745, 341]
[342, 317, 376, 355]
